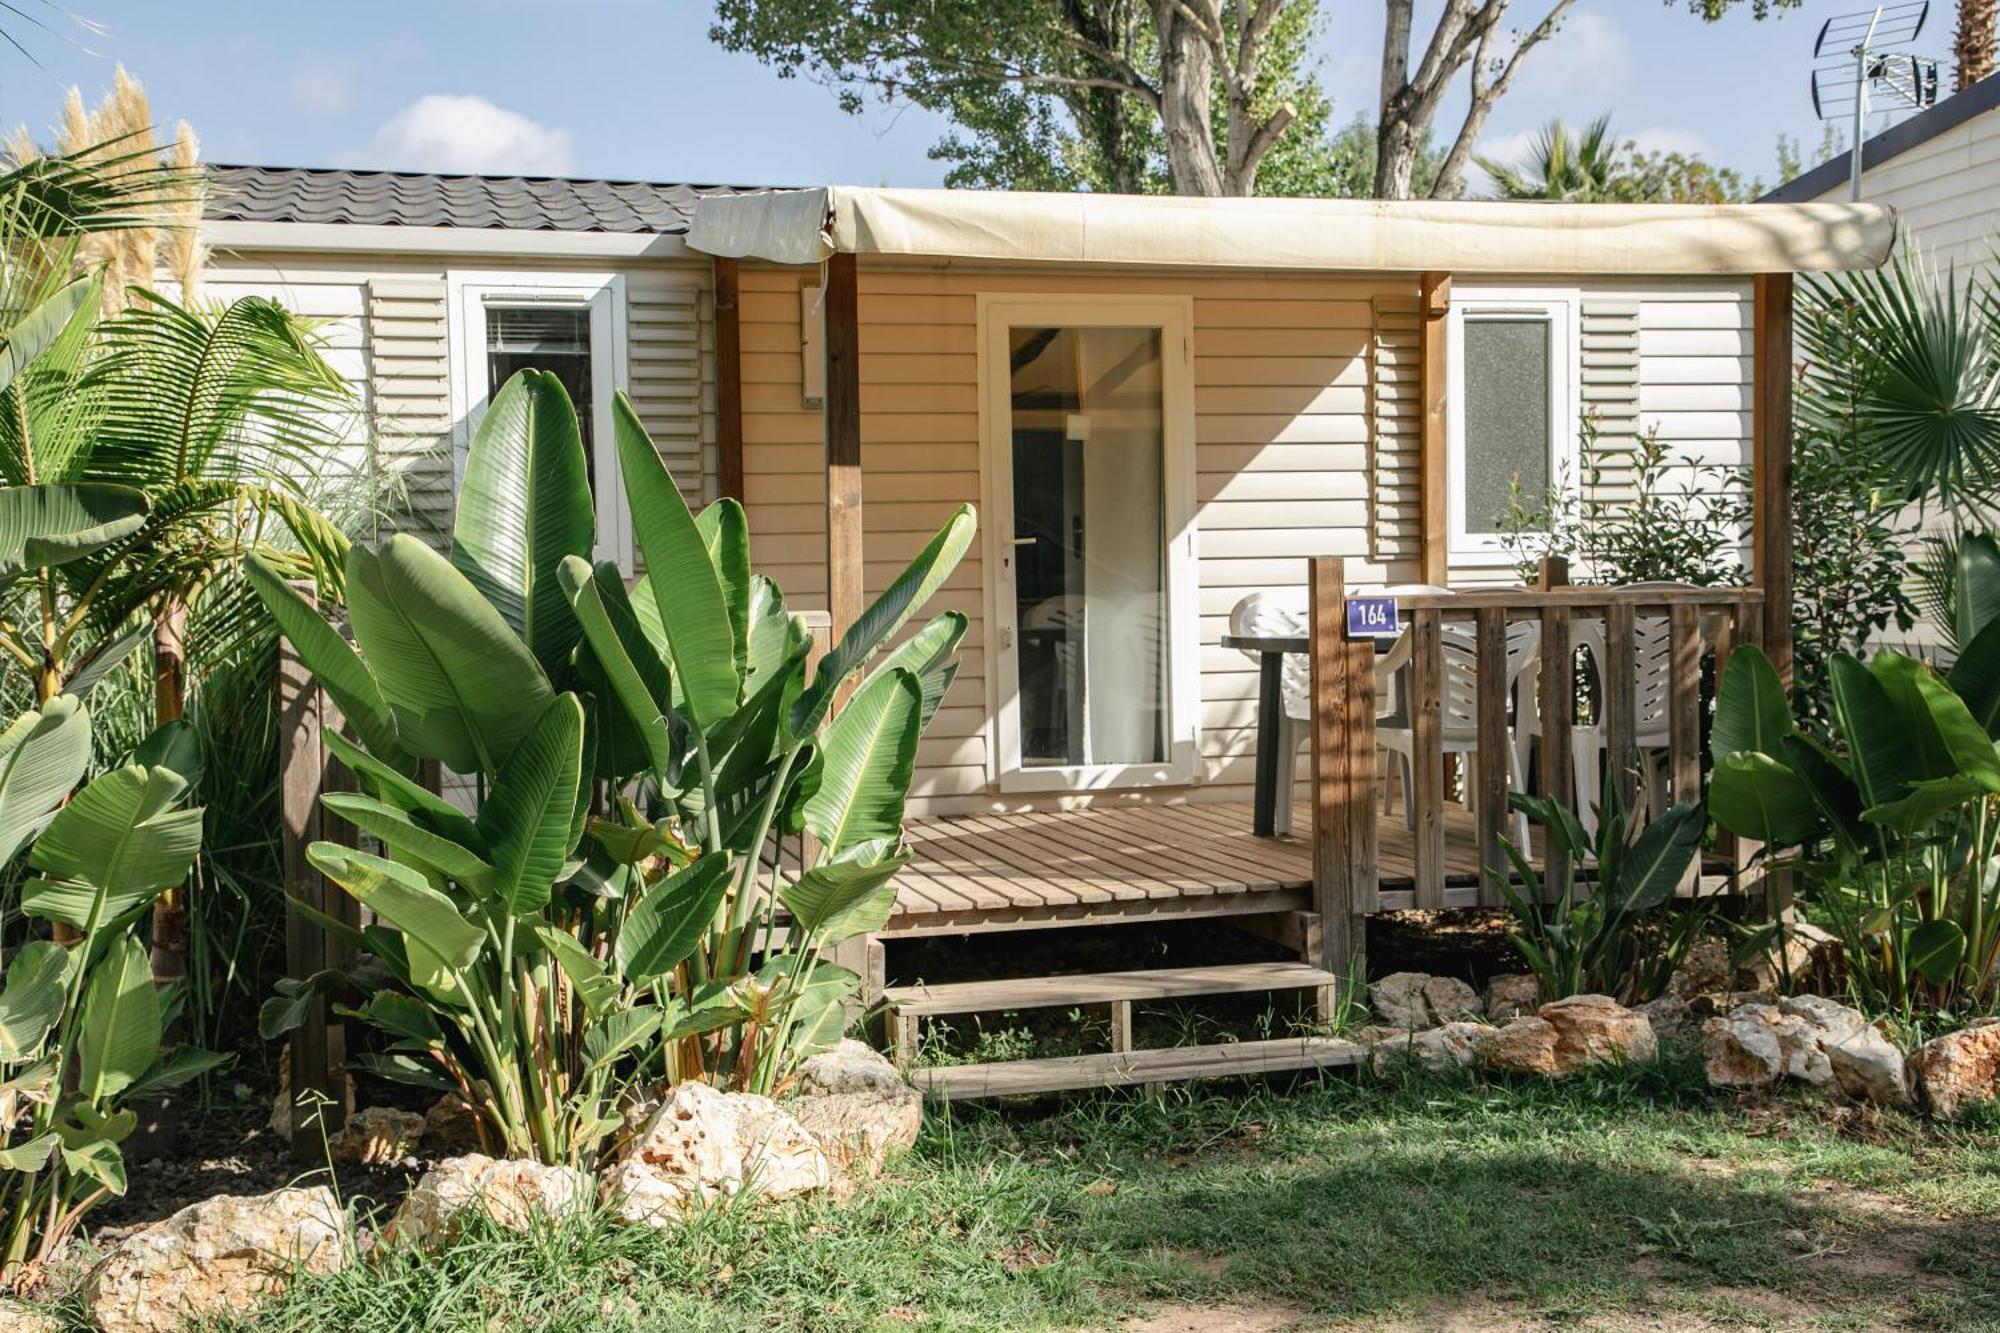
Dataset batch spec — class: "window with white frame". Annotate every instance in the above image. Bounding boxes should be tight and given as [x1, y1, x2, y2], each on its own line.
[1446, 289, 1579, 559]
[448, 272, 630, 569]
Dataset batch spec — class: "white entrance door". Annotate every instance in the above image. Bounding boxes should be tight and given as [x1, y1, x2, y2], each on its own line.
[979, 295, 1198, 793]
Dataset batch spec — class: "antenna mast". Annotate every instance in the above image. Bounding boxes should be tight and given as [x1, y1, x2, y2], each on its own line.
[1810, 3, 1938, 201]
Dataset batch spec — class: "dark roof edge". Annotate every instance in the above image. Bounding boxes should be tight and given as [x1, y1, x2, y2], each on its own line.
[1762, 71, 2000, 203]
[203, 162, 765, 193]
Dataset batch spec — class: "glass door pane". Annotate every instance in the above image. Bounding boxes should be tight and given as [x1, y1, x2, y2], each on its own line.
[1007, 325, 1167, 768]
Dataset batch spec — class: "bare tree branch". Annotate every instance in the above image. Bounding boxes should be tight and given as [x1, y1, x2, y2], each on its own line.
[1431, 0, 1576, 197]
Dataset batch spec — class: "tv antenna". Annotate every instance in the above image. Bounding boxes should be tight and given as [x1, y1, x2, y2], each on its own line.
[1810, 3, 1940, 200]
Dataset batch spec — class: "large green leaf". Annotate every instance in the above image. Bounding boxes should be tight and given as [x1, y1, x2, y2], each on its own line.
[1910, 665, 2000, 791]
[320, 730, 483, 853]
[244, 554, 408, 769]
[0, 482, 147, 576]
[1909, 918, 1968, 986]
[1951, 613, 2000, 737]
[613, 393, 739, 728]
[307, 843, 484, 1005]
[76, 936, 159, 1101]
[614, 852, 734, 985]
[451, 369, 594, 676]
[1710, 644, 1793, 760]
[535, 926, 619, 1018]
[1953, 533, 2000, 649]
[1871, 652, 1956, 782]
[0, 941, 70, 1061]
[744, 576, 808, 703]
[1862, 775, 1986, 834]
[320, 792, 496, 895]
[1606, 803, 1703, 913]
[780, 840, 907, 945]
[0, 695, 91, 864]
[696, 498, 752, 676]
[559, 555, 671, 779]
[1830, 654, 1924, 809]
[1708, 751, 1824, 846]
[346, 534, 553, 774]
[863, 611, 967, 731]
[790, 505, 975, 738]
[476, 693, 585, 916]
[24, 765, 202, 929]
[0, 276, 95, 398]
[801, 667, 922, 856]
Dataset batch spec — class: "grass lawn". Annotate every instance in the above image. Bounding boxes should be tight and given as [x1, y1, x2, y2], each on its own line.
[59, 1041, 2000, 1332]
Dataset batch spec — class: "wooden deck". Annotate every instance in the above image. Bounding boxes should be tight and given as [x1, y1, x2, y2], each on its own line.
[885, 800, 1504, 935]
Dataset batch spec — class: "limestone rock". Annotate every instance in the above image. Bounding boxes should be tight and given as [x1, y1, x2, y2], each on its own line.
[1635, 994, 1693, 1038]
[1908, 1019, 2000, 1120]
[88, 1187, 348, 1333]
[1369, 972, 1481, 1030]
[1702, 996, 1888, 1097]
[1538, 994, 1657, 1070]
[329, 1106, 425, 1165]
[602, 1081, 832, 1226]
[1483, 973, 1542, 1022]
[788, 1041, 922, 1181]
[0, 1300, 58, 1333]
[1370, 1021, 1488, 1074]
[1667, 938, 1732, 1000]
[383, 1154, 591, 1248]
[1479, 1017, 1561, 1077]
[1740, 921, 1842, 993]
[1825, 1025, 1909, 1107]
[422, 1090, 485, 1153]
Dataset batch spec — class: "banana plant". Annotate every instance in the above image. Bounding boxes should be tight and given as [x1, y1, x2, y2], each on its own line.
[0, 697, 217, 1289]
[1709, 622, 2000, 1014]
[255, 370, 971, 1166]
[1490, 778, 1707, 1003]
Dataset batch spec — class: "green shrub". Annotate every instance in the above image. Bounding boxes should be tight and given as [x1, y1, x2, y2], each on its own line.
[0, 697, 217, 1286]
[257, 370, 972, 1165]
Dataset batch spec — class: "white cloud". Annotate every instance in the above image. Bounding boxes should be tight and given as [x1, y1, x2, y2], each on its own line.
[350, 94, 574, 175]
[1626, 127, 1715, 158]
[1474, 128, 1540, 174]
[289, 60, 353, 116]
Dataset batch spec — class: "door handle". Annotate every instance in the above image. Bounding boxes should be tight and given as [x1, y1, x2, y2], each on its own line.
[1008, 536, 1036, 547]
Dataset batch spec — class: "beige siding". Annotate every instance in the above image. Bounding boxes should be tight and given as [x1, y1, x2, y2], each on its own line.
[739, 263, 1410, 815]
[1370, 294, 1421, 561]
[198, 248, 720, 536]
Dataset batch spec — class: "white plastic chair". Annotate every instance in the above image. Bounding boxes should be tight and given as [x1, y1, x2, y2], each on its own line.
[1374, 615, 1540, 849]
[1565, 582, 1720, 835]
[1227, 587, 1419, 835]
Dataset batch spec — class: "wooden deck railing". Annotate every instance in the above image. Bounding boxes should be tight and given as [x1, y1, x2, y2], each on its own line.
[1306, 555, 1764, 969]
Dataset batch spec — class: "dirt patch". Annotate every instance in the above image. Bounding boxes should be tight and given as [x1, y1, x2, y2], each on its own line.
[1116, 1300, 1313, 1332]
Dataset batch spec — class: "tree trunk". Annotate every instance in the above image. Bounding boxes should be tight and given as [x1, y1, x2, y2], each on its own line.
[1375, 0, 1420, 197]
[1154, 2, 1225, 195]
[149, 595, 191, 1010]
[1958, 0, 1997, 91]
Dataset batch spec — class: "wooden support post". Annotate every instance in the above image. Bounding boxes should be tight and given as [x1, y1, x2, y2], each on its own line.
[1473, 606, 1508, 905]
[1109, 1000, 1134, 1053]
[1667, 604, 1702, 806]
[1753, 273, 1794, 686]
[1418, 273, 1451, 587]
[278, 608, 347, 1156]
[1409, 608, 1446, 909]
[1536, 558, 1573, 898]
[823, 251, 863, 641]
[1308, 557, 1367, 983]
[714, 257, 744, 503]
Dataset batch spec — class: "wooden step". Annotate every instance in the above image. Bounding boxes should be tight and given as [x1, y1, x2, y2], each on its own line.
[882, 960, 1339, 1018]
[913, 1036, 1368, 1100]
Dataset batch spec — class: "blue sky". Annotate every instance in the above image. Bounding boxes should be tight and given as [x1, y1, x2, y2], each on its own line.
[0, 1, 1936, 192]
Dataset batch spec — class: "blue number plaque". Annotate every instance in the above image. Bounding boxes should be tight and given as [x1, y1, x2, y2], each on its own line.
[1345, 595, 1400, 639]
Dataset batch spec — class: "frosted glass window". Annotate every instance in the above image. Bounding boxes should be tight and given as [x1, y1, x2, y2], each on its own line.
[1462, 316, 1552, 534]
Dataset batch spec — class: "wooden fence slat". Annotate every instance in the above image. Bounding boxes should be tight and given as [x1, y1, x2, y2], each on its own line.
[1537, 605, 1573, 897]
[1343, 632, 1380, 916]
[1409, 607, 1445, 909]
[1603, 601, 1637, 817]
[1668, 603, 1701, 806]
[1473, 607, 1508, 905]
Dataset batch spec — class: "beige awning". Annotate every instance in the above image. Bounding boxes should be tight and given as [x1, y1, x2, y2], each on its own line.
[688, 186, 1895, 275]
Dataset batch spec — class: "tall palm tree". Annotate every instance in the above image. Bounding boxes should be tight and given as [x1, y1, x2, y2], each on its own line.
[1957, 0, 1997, 91]
[1476, 115, 1626, 201]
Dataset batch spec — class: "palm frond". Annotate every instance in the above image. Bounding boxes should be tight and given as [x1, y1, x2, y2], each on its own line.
[86, 290, 355, 488]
